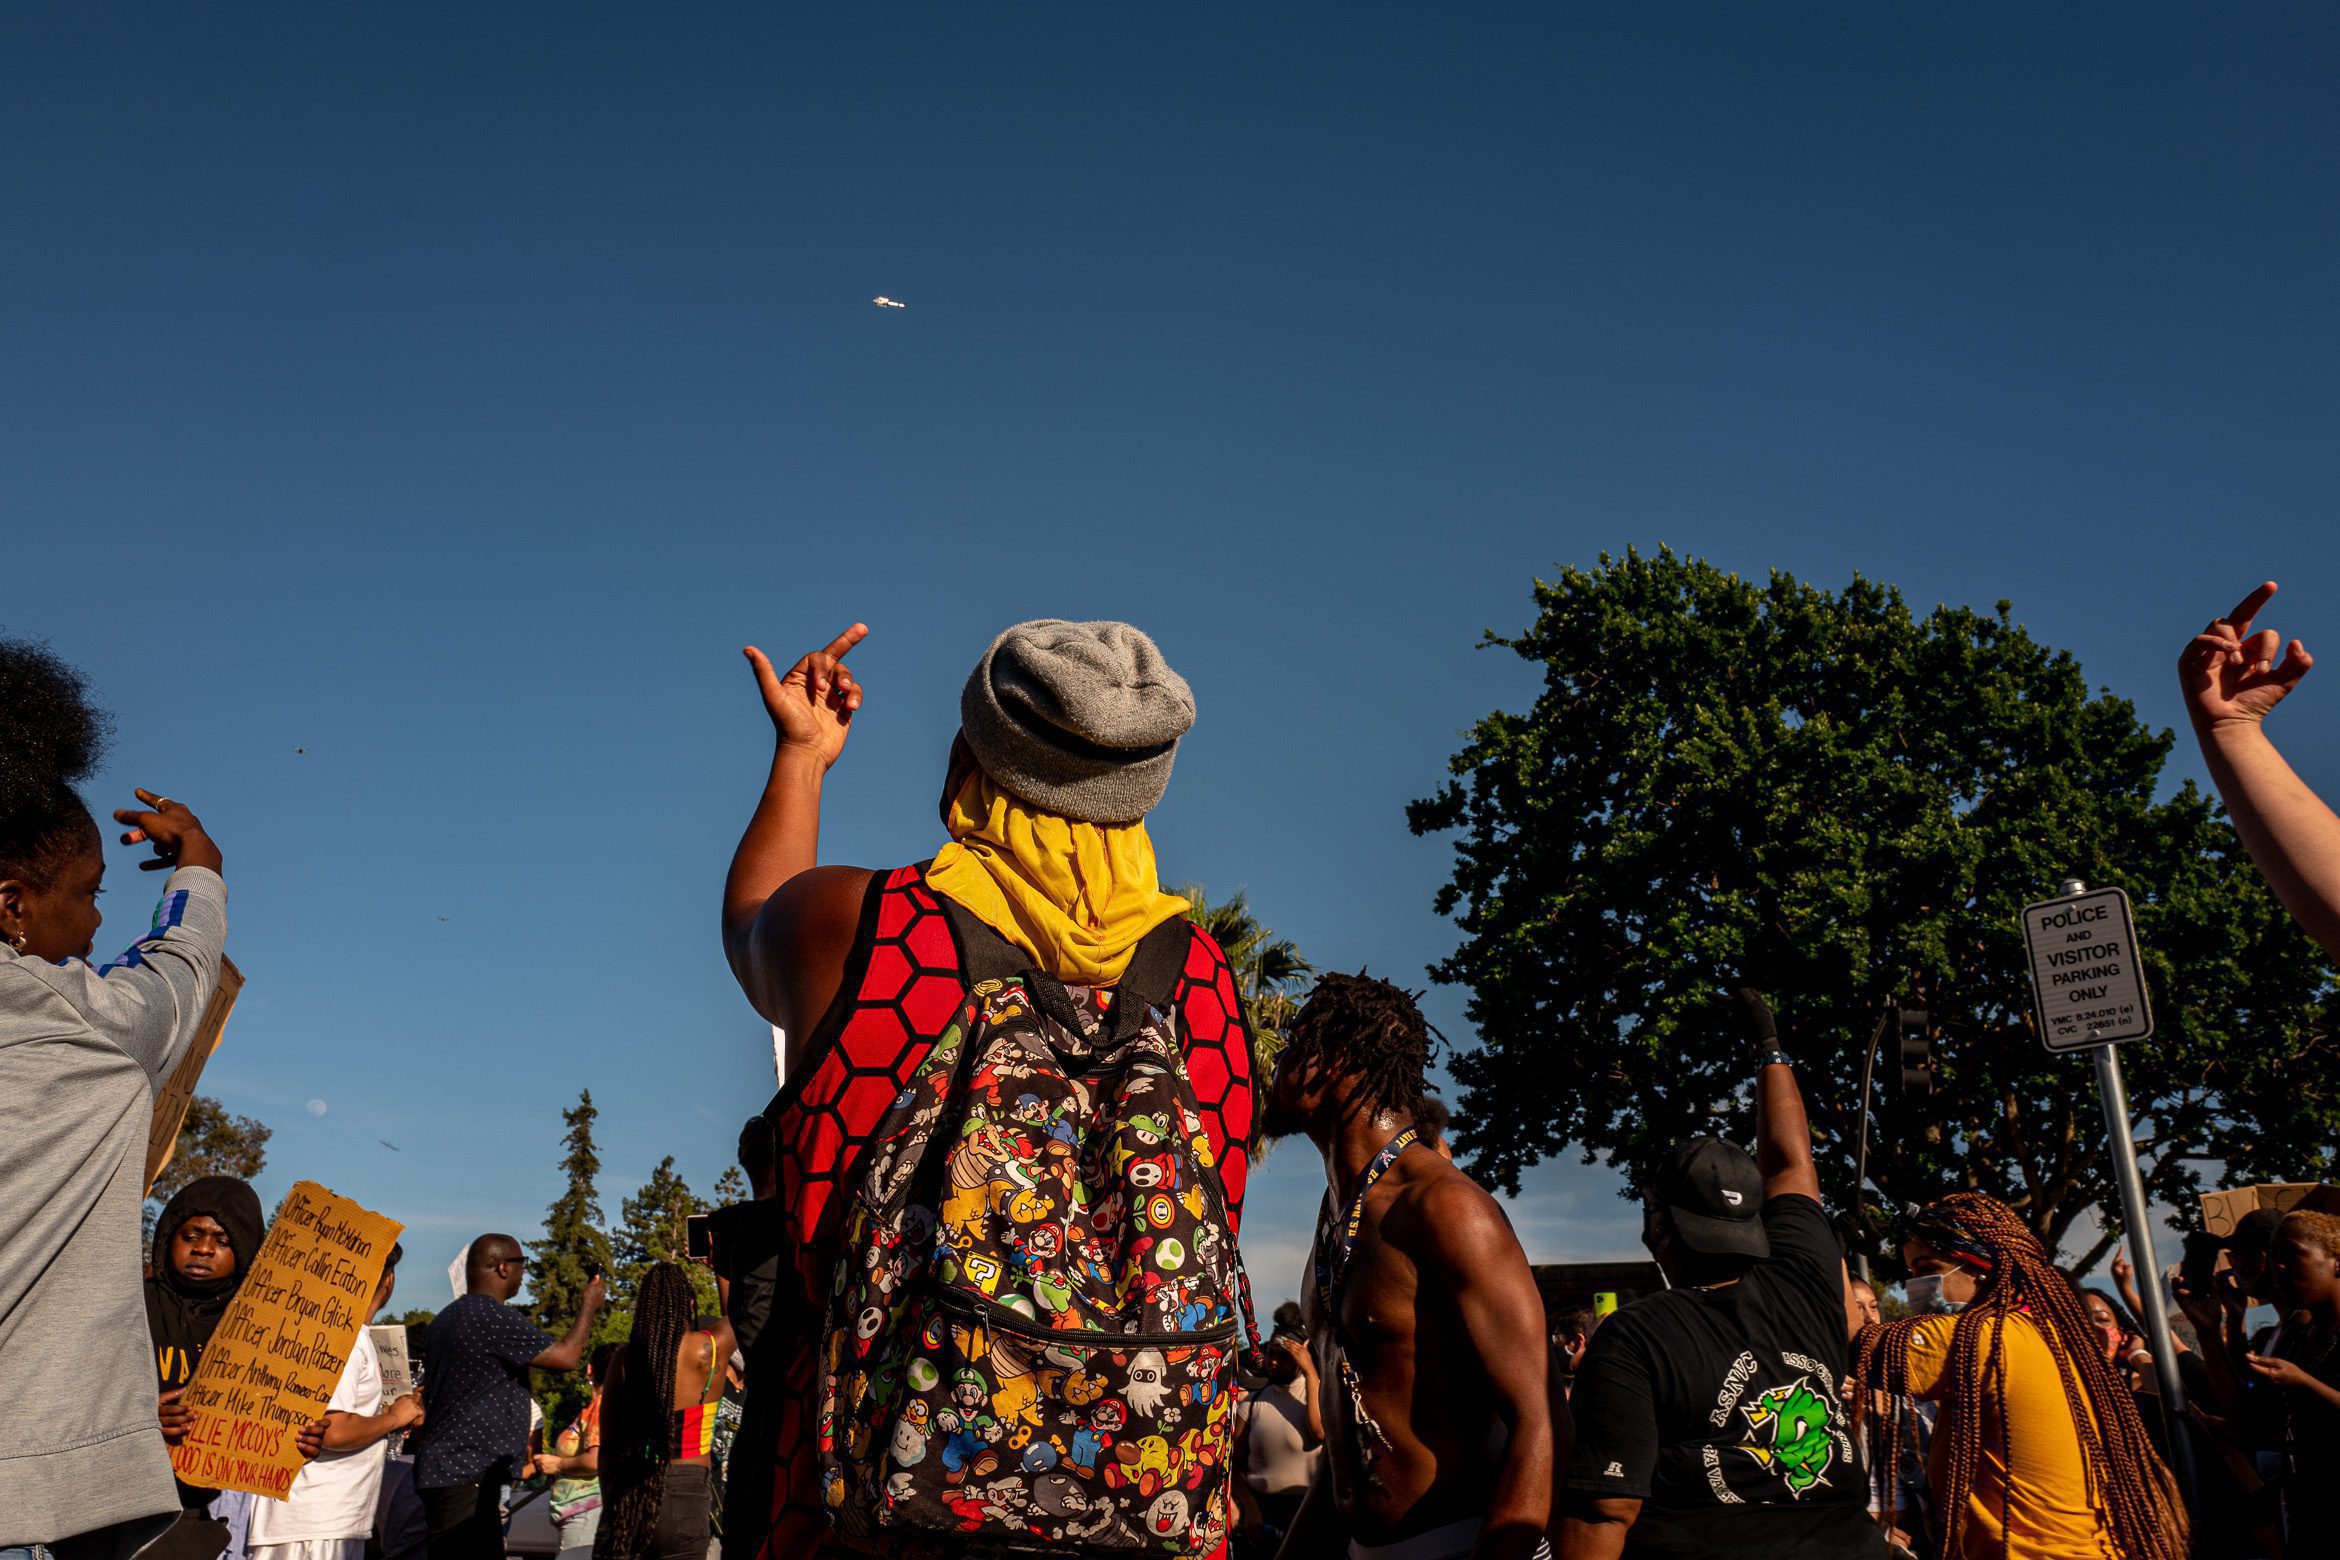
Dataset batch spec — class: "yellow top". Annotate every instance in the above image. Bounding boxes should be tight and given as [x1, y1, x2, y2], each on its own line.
[1905, 1310, 2121, 1560]
[925, 772, 1191, 987]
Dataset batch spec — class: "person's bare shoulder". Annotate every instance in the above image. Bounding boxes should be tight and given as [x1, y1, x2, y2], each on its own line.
[745, 864, 877, 1037]
[1392, 1155, 1521, 1271]
[768, 864, 876, 940]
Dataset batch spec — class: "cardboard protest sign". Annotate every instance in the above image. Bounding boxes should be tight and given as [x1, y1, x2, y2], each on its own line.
[2200, 1181, 2340, 1239]
[146, 955, 245, 1194]
[369, 1322, 418, 1455]
[370, 1323, 415, 1403]
[170, 1181, 403, 1499]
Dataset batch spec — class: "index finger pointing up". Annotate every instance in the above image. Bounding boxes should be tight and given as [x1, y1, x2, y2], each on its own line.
[2223, 581, 2279, 633]
[822, 623, 870, 660]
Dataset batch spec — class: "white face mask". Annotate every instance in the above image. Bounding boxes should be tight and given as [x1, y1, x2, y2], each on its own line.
[1906, 1272, 1966, 1315]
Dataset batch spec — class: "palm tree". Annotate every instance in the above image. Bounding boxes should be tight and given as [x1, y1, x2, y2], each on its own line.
[1177, 884, 1314, 1068]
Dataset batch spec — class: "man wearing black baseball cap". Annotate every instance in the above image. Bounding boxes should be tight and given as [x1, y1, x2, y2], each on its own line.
[1559, 994, 1888, 1560]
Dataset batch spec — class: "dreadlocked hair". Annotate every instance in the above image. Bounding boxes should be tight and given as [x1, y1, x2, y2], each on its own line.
[0, 635, 110, 887]
[594, 1262, 697, 1560]
[1284, 970, 1442, 1124]
[1851, 1192, 2187, 1560]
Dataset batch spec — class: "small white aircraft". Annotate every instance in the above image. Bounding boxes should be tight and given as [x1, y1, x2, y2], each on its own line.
[872, 295, 907, 309]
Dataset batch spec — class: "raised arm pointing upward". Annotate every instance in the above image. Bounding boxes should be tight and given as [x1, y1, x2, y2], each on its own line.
[721, 625, 875, 1064]
[2179, 580, 2340, 957]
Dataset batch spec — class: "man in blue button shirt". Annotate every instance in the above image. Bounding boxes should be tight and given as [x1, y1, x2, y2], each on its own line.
[412, 1234, 603, 1560]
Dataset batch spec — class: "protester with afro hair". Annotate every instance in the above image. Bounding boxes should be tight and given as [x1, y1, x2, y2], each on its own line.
[0, 636, 251, 1559]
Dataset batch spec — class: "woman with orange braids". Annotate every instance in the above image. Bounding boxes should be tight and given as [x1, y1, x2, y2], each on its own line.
[594, 1263, 737, 1560]
[1851, 1193, 2188, 1560]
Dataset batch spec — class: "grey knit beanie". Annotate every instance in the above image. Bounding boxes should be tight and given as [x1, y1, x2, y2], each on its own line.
[960, 620, 1195, 824]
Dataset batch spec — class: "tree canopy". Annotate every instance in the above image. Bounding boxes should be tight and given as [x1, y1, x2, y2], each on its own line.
[1180, 883, 1314, 1070]
[528, 1089, 613, 1339]
[1409, 549, 2338, 1261]
[147, 1094, 271, 1239]
[614, 1155, 718, 1322]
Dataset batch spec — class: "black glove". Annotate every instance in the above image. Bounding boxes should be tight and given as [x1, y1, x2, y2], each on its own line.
[1737, 987, 1790, 1067]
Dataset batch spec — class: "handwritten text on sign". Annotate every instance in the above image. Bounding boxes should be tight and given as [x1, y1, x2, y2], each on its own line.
[170, 1181, 403, 1498]
[2020, 886, 2155, 1052]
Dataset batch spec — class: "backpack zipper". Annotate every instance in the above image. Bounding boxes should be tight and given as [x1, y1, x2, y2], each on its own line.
[934, 1286, 1239, 1349]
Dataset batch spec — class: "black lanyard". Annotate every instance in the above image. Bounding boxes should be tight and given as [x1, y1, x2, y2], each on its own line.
[1309, 1127, 1416, 1487]
[1312, 1128, 1417, 1342]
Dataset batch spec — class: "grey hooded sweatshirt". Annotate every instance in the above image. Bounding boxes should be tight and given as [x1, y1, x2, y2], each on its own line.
[0, 866, 226, 1545]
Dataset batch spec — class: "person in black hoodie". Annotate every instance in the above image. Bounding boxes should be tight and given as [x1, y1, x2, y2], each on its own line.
[147, 1175, 324, 1526]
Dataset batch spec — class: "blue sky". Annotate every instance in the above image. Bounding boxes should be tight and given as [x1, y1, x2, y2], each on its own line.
[6, 4, 2336, 1309]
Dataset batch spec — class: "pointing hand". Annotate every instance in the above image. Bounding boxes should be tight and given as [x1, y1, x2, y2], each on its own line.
[2181, 582, 2313, 731]
[745, 625, 868, 769]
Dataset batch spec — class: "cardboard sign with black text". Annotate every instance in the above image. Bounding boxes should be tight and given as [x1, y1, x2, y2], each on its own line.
[2021, 886, 2154, 1052]
[169, 1181, 402, 1498]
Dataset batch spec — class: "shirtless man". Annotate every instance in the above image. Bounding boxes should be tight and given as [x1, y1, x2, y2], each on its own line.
[1263, 973, 1558, 1560]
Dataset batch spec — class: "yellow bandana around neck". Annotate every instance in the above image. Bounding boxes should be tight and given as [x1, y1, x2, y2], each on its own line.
[925, 772, 1191, 987]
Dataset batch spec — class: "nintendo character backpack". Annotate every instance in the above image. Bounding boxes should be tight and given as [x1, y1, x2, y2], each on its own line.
[818, 900, 1259, 1555]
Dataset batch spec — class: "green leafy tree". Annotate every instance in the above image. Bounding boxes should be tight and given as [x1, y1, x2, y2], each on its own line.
[1410, 549, 2338, 1263]
[529, 1089, 613, 1398]
[146, 1094, 271, 1240]
[713, 1164, 749, 1205]
[1179, 884, 1315, 1068]
[614, 1156, 719, 1320]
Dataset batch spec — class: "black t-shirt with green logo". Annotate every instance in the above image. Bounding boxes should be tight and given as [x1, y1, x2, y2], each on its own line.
[1565, 1193, 1889, 1559]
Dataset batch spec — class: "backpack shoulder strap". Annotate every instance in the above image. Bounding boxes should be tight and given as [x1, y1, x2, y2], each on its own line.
[1108, 915, 1193, 1041]
[934, 892, 1030, 988]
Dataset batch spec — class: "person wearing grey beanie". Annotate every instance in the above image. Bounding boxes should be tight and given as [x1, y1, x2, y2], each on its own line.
[957, 619, 1195, 824]
[716, 619, 1260, 1560]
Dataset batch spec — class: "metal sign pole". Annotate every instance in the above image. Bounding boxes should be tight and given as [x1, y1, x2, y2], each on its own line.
[2056, 879, 2196, 1515]
[2089, 1043, 2186, 1411]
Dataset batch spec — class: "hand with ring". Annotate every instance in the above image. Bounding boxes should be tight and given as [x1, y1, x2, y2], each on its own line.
[113, 790, 224, 874]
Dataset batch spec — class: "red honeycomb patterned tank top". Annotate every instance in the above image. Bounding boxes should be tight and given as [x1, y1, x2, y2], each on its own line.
[752, 863, 1257, 1560]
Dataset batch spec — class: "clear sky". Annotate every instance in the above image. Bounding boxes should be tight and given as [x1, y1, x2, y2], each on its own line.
[6, 4, 2336, 1310]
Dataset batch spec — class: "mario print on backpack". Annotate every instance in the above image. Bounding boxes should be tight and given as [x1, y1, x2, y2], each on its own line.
[817, 902, 1259, 1554]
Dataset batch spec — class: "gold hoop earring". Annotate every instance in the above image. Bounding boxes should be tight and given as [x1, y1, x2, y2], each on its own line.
[5, 930, 25, 954]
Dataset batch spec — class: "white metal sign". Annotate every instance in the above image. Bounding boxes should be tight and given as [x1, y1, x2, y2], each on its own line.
[2021, 886, 2154, 1051]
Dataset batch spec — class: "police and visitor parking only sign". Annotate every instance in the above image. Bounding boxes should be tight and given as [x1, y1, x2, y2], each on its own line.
[2021, 886, 2154, 1052]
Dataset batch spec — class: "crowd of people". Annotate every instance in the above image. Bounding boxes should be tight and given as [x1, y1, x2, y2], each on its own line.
[4, 585, 2339, 1560]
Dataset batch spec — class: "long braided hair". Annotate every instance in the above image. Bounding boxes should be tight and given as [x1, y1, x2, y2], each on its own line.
[594, 1262, 697, 1559]
[1851, 1192, 2187, 1560]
